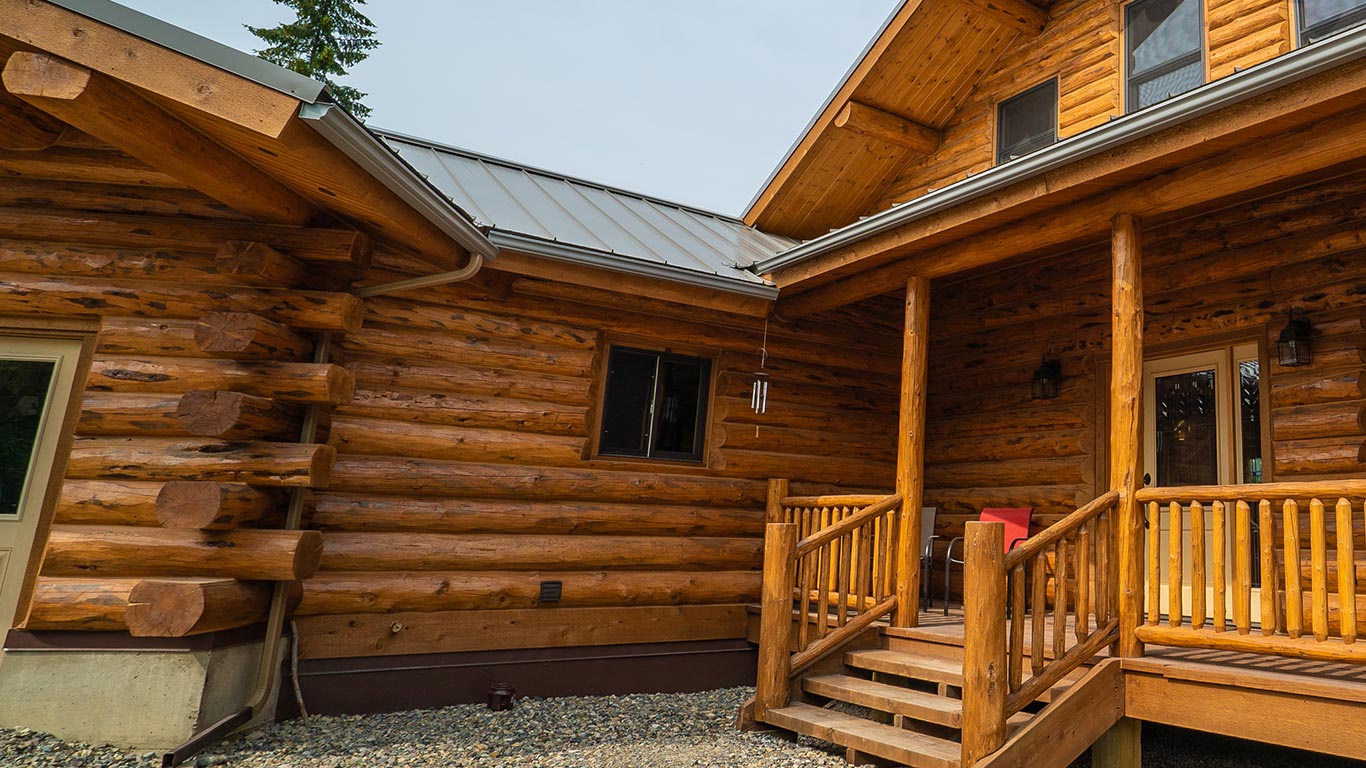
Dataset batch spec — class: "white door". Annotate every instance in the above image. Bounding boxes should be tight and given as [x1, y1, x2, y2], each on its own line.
[0, 336, 83, 628]
[1143, 344, 1264, 625]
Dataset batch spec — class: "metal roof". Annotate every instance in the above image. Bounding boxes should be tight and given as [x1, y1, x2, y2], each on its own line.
[378, 131, 791, 298]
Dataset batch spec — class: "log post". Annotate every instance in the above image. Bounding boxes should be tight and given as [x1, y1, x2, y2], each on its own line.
[195, 312, 313, 361]
[175, 390, 301, 440]
[755, 522, 798, 719]
[1111, 213, 1145, 658]
[154, 481, 285, 530]
[961, 521, 1007, 767]
[894, 275, 930, 627]
[765, 478, 789, 524]
[1092, 718, 1142, 768]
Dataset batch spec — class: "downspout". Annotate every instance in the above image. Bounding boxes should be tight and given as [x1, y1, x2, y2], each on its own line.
[161, 252, 486, 767]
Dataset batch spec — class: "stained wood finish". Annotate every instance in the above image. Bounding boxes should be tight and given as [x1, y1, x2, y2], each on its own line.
[154, 481, 285, 530]
[125, 577, 284, 637]
[895, 276, 930, 626]
[1110, 214, 1144, 658]
[43, 525, 323, 581]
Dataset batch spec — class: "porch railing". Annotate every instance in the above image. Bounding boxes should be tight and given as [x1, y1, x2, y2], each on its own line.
[1133, 480, 1366, 662]
[754, 482, 901, 718]
[960, 490, 1121, 766]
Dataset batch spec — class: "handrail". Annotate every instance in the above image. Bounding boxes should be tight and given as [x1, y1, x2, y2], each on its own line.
[1136, 479, 1366, 503]
[1006, 490, 1119, 569]
[753, 480, 902, 720]
[795, 493, 901, 557]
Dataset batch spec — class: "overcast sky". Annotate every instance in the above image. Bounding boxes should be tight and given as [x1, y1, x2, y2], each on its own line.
[112, 1, 899, 216]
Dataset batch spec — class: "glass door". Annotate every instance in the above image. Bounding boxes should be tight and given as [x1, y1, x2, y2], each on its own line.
[0, 336, 84, 629]
[1143, 344, 1263, 625]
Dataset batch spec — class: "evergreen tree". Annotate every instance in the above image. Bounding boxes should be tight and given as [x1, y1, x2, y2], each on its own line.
[247, 0, 380, 119]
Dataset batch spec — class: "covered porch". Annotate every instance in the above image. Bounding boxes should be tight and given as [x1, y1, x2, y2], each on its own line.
[741, 41, 1366, 768]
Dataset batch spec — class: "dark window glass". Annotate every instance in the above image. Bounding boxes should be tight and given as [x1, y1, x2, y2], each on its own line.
[1126, 0, 1204, 111]
[996, 80, 1058, 164]
[1153, 368, 1218, 487]
[1298, 0, 1366, 42]
[1239, 360, 1262, 483]
[0, 359, 56, 516]
[599, 347, 710, 462]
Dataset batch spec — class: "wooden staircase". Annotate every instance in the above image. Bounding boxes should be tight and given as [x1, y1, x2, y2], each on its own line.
[760, 625, 1097, 768]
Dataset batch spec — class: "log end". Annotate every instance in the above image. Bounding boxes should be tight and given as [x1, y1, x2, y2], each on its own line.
[294, 531, 324, 579]
[126, 579, 208, 637]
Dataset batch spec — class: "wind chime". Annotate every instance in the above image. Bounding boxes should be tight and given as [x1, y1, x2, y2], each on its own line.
[750, 316, 770, 437]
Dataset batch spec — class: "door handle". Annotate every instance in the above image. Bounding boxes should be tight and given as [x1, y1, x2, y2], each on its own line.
[1143, 473, 1152, 487]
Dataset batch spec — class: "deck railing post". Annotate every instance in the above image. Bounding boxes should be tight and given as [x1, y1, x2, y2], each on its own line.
[755, 522, 799, 718]
[1110, 213, 1145, 659]
[894, 275, 930, 627]
[766, 478, 790, 524]
[961, 521, 1007, 767]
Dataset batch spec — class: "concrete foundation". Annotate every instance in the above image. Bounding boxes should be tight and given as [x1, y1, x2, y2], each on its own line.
[0, 637, 275, 751]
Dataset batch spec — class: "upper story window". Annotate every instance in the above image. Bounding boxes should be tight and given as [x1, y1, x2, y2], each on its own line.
[1126, 0, 1205, 112]
[996, 79, 1058, 165]
[598, 346, 711, 463]
[1298, 0, 1366, 43]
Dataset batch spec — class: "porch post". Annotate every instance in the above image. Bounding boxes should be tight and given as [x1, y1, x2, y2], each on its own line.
[1110, 213, 1145, 659]
[894, 275, 930, 627]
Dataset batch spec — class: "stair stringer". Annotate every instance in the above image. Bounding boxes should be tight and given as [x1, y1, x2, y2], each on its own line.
[973, 658, 1124, 768]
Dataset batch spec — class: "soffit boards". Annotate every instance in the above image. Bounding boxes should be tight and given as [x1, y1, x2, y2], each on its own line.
[747, 0, 1048, 241]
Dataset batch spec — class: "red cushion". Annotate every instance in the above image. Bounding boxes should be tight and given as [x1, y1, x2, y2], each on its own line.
[981, 507, 1032, 552]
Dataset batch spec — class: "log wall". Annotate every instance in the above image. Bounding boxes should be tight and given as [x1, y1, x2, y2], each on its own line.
[873, 0, 1301, 210]
[294, 274, 899, 659]
[906, 171, 1366, 598]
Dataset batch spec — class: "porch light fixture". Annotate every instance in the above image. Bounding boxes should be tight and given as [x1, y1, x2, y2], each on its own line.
[1276, 311, 1313, 367]
[1031, 356, 1062, 400]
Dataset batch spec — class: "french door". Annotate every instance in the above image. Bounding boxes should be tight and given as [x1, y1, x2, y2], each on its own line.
[1143, 344, 1264, 624]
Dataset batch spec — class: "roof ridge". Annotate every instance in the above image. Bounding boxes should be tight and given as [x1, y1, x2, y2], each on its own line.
[374, 127, 753, 225]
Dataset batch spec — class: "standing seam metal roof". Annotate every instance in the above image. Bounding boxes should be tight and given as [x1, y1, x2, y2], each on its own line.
[378, 130, 793, 291]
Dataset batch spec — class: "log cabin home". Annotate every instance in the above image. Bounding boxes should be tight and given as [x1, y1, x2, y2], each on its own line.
[0, 0, 1364, 766]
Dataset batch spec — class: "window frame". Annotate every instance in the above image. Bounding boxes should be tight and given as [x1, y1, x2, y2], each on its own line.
[594, 343, 714, 464]
[995, 78, 1059, 166]
[1124, 0, 1206, 113]
[1296, 0, 1366, 44]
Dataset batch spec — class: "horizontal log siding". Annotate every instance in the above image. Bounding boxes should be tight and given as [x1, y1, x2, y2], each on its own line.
[908, 173, 1366, 599]
[871, 0, 1301, 213]
[291, 276, 899, 656]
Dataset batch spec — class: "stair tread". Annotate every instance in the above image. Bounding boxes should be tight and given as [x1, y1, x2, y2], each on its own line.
[804, 674, 963, 726]
[845, 649, 964, 684]
[765, 702, 961, 768]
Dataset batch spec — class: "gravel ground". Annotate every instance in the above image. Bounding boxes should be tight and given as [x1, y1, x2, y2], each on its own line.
[2, 686, 1361, 768]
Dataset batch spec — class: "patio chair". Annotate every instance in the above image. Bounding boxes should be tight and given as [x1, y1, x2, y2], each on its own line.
[920, 507, 938, 610]
[943, 507, 1033, 615]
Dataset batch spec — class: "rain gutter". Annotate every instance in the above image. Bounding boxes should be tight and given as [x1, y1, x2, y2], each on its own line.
[490, 230, 779, 301]
[298, 103, 500, 262]
[754, 27, 1366, 276]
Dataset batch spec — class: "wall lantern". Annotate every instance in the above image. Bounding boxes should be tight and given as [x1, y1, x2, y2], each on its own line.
[1030, 356, 1062, 400]
[1276, 311, 1313, 367]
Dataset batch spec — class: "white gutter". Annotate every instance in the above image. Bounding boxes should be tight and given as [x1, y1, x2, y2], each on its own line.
[298, 103, 500, 262]
[491, 231, 779, 301]
[755, 26, 1366, 275]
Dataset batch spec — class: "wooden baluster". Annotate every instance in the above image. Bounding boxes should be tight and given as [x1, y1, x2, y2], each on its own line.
[1311, 499, 1328, 642]
[1147, 502, 1161, 625]
[1010, 563, 1026, 691]
[1077, 523, 1092, 641]
[1054, 538, 1068, 659]
[1213, 501, 1227, 632]
[872, 513, 884, 602]
[798, 547, 813, 651]
[882, 509, 897, 600]
[816, 510, 830, 640]
[1259, 500, 1278, 637]
[1283, 500, 1303, 639]
[1336, 498, 1357, 644]
[1234, 500, 1252, 635]
[837, 528, 852, 627]
[755, 522, 798, 718]
[856, 521, 872, 612]
[1190, 501, 1205, 630]
[1169, 502, 1183, 628]
[1031, 552, 1046, 676]
[1095, 512, 1111, 624]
